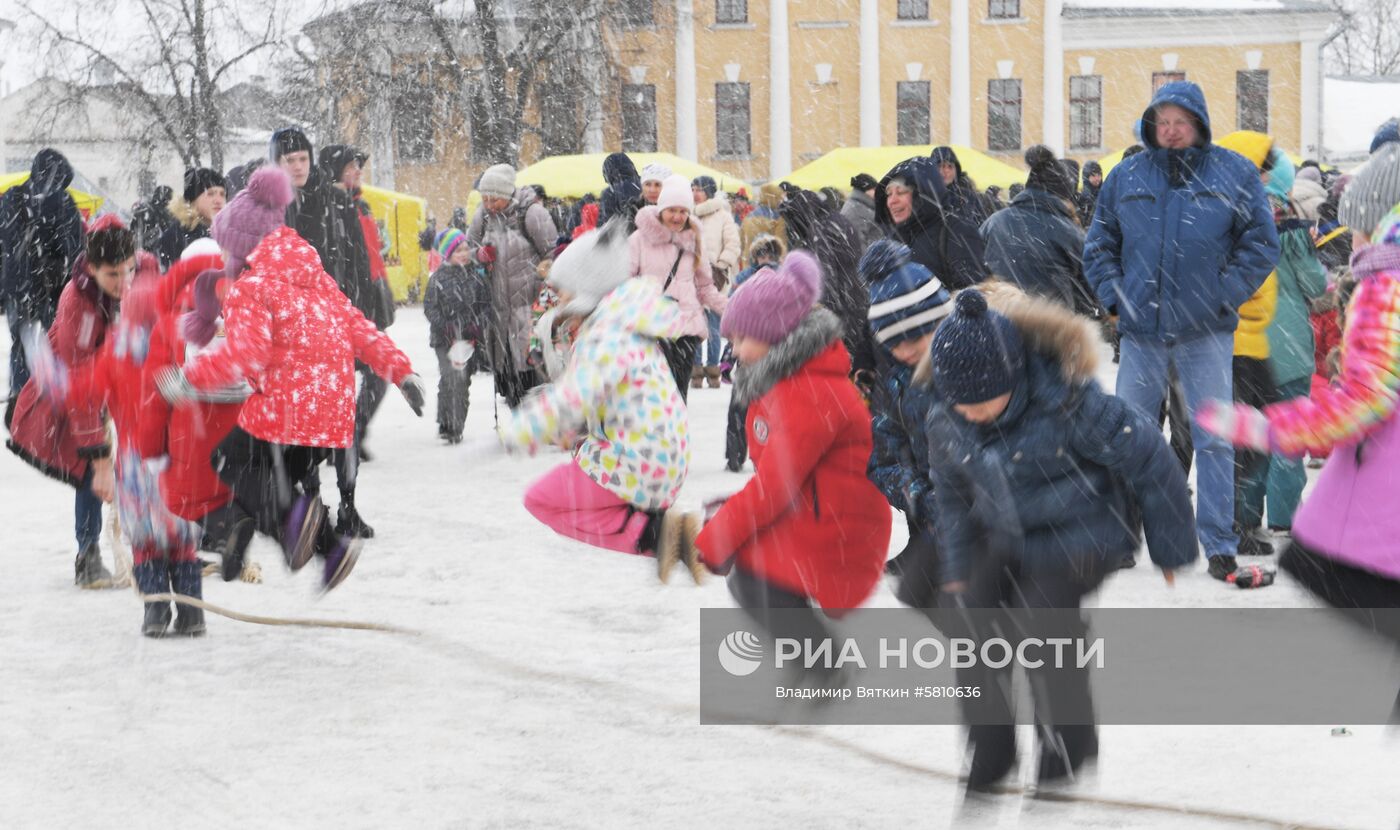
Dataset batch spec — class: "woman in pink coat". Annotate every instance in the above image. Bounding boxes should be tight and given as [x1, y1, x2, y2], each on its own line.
[628, 174, 727, 400]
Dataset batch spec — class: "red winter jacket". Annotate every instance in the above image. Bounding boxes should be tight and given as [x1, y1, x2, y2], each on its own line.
[137, 253, 242, 521]
[183, 226, 412, 448]
[696, 322, 890, 612]
[6, 256, 119, 485]
[358, 207, 387, 281]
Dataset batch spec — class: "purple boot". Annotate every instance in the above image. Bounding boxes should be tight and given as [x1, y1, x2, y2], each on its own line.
[282, 494, 325, 572]
[322, 536, 363, 592]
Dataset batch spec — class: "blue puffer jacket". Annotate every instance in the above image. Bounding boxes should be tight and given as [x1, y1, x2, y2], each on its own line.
[921, 285, 1198, 583]
[980, 186, 1097, 317]
[868, 358, 939, 526]
[1084, 81, 1279, 340]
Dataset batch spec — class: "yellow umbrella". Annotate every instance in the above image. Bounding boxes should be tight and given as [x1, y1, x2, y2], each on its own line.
[360, 184, 428, 303]
[0, 172, 105, 218]
[784, 145, 1028, 193]
[515, 152, 749, 200]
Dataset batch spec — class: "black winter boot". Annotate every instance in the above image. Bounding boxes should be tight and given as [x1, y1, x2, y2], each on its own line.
[335, 491, 375, 539]
[965, 725, 1018, 793]
[134, 560, 172, 638]
[219, 514, 257, 582]
[74, 543, 113, 589]
[170, 561, 207, 637]
[1037, 724, 1099, 785]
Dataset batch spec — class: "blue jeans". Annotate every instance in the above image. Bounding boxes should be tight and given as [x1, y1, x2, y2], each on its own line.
[75, 468, 103, 554]
[1117, 331, 1236, 557]
[8, 308, 31, 398]
[694, 310, 722, 367]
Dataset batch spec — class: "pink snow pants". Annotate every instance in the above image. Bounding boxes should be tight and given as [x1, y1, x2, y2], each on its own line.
[523, 461, 652, 555]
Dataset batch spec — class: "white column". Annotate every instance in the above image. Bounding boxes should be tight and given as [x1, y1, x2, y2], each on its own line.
[769, 0, 792, 178]
[949, 0, 972, 145]
[1042, 0, 1065, 153]
[675, 0, 699, 161]
[859, 0, 881, 147]
[367, 48, 396, 190]
[581, 0, 607, 154]
[1300, 35, 1322, 158]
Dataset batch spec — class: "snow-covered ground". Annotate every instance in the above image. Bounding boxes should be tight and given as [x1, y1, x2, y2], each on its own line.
[1, 308, 1396, 829]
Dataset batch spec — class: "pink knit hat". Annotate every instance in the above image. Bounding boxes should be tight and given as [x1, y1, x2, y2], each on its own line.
[721, 250, 823, 344]
[211, 166, 294, 276]
[656, 174, 695, 213]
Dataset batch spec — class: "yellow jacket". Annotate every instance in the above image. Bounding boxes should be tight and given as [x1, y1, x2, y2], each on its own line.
[1234, 272, 1278, 359]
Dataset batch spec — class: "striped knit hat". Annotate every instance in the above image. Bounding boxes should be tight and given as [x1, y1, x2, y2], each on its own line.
[1341, 140, 1400, 237]
[436, 228, 467, 260]
[861, 239, 953, 345]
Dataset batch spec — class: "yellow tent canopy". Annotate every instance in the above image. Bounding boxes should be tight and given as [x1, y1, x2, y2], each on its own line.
[1097, 146, 1333, 178]
[360, 184, 428, 303]
[784, 145, 1028, 193]
[515, 152, 749, 200]
[0, 172, 105, 218]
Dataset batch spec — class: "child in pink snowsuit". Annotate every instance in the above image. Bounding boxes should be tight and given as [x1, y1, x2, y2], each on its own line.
[501, 220, 704, 582]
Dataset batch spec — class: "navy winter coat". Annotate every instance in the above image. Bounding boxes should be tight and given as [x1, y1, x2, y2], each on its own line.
[1084, 81, 1279, 340]
[0, 150, 85, 325]
[780, 190, 875, 373]
[424, 263, 493, 349]
[922, 287, 1198, 583]
[876, 157, 987, 292]
[980, 187, 1098, 317]
[869, 359, 939, 527]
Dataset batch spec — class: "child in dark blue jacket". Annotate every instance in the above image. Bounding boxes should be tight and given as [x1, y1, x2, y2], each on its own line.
[919, 284, 1197, 792]
[424, 229, 492, 443]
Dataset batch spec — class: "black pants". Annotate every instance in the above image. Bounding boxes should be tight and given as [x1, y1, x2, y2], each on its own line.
[661, 336, 702, 403]
[1233, 356, 1279, 530]
[1157, 366, 1193, 475]
[212, 427, 338, 554]
[1281, 541, 1400, 639]
[355, 362, 388, 447]
[725, 395, 749, 469]
[495, 368, 539, 408]
[893, 527, 942, 609]
[435, 347, 471, 438]
[727, 567, 834, 651]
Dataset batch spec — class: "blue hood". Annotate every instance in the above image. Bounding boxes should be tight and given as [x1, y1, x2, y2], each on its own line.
[875, 156, 947, 228]
[1141, 81, 1212, 149]
[602, 152, 638, 186]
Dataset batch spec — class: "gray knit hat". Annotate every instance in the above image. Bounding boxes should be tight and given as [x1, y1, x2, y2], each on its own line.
[1339, 142, 1400, 237]
[478, 163, 517, 199]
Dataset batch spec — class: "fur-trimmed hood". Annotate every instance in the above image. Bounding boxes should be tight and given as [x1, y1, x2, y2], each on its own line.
[693, 194, 731, 219]
[634, 204, 700, 252]
[171, 197, 206, 231]
[913, 281, 1102, 388]
[733, 307, 844, 405]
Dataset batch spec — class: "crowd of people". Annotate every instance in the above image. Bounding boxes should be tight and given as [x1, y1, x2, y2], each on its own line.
[2, 81, 1398, 794]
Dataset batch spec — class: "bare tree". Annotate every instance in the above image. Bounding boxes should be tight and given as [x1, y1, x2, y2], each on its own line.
[17, 0, 313, 171]
[1326, 0, 1400, 76]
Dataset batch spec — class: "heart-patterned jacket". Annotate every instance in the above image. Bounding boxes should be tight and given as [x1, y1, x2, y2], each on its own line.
[503, 277, 690, 510]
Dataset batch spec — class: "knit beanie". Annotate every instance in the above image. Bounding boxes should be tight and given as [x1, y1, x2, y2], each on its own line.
[850, 173, 878, 192]
[319, 144, 367, 184]
[1339, 142, 1400, 237]
[478, 163, 517, 199]
[721, 250, 823, 344]
[269, 127, 314, 163]
[640, 162, 672, 184]
[210, 166, 295, 277]
[657, 174, 695, 213]
[180, 168, 222, 203]
[436, 228, 467, 260]
[861, 240, 953, 345]
[1024, 145, 1077, 202]
[928, 289, 1025, 405]
[691, 175, 718, 199]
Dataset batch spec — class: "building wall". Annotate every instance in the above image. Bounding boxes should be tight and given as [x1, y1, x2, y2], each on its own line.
[968, 0, 1044, 158]
[879, 0, 951, 146]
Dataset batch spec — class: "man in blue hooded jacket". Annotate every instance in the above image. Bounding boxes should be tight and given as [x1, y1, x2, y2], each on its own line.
[1084, 81, 1280, 580]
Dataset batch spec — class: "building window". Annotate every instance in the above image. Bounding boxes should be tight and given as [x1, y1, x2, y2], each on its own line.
[1069, 74, 1102, 150]
[896, 81, 931, 146]
[621, 83, 657, 153]
[1237, 70, 1269, 133]
[716, 82, 751, 157]
[716, 0, 747, 24]
[136, 169, 156, 197]
[616, 0, 653, 27]
[394, 84, 436, 163]
[988, 78, 1022, 151]
[540, 85, 582, 156]
[1152, 71, 1186, 92]
[989, 0, 1020, 18]
[897, 0, 929, 19]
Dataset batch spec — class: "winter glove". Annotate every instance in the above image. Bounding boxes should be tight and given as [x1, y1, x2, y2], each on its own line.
[711, 266, 728, 293]
[155, 366, 197, 406]
[1196, 399, 1272, 452]
[399, 373, 426, 417]
[20, 322, 69, 401]
[448, 340, 475, 371]
[476, 245, 497, 265]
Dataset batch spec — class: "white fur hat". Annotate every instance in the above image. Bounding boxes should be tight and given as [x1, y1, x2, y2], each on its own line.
[547, 218, 633, 317]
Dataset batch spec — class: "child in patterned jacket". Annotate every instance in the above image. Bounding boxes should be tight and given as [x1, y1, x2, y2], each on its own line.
[502, 219, 705, 583]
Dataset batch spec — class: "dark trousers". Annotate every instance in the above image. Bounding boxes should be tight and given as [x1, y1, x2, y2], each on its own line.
[8, 309, 30, 399]
[212, 427, 338, 554]
[435, 346, 471, 438]
[725, 395, 749, 469]
[355, 362, 388, 447]
[1157, 366, 1194, 475]
[1280, 541, 1400, 638]
[727, 566, 833, 645]
[1233, 356, 1278, 531]
[495, 368, 539, 409]
[661, 336, 702, 403]
[75, 466, 103, 554]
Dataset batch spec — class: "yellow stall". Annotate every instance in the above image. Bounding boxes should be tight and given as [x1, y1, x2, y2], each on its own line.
[515, 152, 748, 199]
[0, 172, 106, 219]
[784, 145, 1028, 193]
[360, 184, 428, 303]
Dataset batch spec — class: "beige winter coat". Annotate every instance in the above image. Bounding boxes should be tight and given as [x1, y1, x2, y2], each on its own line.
[694, 196, 741, 288]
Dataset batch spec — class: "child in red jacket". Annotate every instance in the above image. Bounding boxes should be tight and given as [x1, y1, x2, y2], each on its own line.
[157, 168, 425, 591]
[696, 252, 891, 653]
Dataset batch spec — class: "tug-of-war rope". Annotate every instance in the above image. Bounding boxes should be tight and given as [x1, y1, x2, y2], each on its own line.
[103, 514, 1346, 829]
